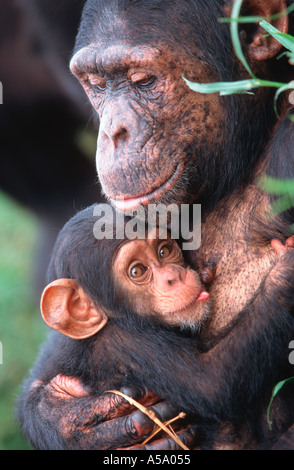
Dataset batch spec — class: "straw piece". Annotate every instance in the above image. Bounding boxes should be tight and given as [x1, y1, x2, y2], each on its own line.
[142, 412, 187, 445]
[105, 390, 190, 450]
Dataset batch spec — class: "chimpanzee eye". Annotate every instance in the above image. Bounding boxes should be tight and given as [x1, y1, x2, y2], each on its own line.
[97, 83, 106, 92]
[137, 76, 155, 87]
[129, 264, 147, 279]
[159, 244, 172, 259]
[131, 74, 156, 89]
[84, 73, 106, 91]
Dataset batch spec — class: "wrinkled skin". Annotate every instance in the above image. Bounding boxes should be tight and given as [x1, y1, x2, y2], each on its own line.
[71, 43, 223, 207]
[18, 0, 294, 450]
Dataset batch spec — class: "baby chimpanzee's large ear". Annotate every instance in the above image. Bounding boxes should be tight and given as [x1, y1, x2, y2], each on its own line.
[40, 279, 108, 339]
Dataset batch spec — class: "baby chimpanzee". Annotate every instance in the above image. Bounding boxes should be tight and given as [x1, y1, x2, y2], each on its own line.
[41, 206, 210, 339]
[20, 205, 213, 438]
[19, 204, 294, 450]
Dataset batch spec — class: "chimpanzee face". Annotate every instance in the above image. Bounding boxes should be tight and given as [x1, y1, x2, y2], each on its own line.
[113, 236, 210, 329]
[70, 17, 224, 212]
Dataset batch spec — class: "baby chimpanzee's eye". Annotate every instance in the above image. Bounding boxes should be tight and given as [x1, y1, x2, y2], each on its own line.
[159, 244, 172, 259]
[130, 264, 147, 279]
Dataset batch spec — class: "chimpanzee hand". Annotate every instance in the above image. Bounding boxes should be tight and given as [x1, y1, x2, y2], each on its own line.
[25, 374, 195, 450]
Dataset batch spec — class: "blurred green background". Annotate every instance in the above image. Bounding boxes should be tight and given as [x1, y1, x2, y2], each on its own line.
[0, 190, 47, 450]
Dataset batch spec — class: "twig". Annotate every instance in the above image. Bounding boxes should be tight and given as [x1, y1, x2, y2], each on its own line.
[142, 412, 187, 445]
[105, 390, 190, 450]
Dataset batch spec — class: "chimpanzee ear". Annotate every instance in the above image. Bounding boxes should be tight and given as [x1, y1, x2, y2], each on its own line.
[246, 0, 288, 61]
[40, 279, 108, 339]
[226, 0, 288, 61]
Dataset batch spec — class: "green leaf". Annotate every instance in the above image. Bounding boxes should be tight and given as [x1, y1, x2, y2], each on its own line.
[260, 20, 294, 52]
[267, 377, 294, 429]
[183, 76, 288, 97]
[230, 0, 255, 78]
[276, 32, 294, 46]
[259, 176, 294, 215]
[220, 15, 267, 24]
[259, 176, 294, 195]
[183, 77, 260, 95]
[270, 194, 294, 216]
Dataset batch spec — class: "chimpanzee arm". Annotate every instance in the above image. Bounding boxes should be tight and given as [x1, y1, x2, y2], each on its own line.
[18, 381, 152, 450]
[18, 371, 199, 450]
[17, 327, 197, 450]
[17, 366, 172, 450]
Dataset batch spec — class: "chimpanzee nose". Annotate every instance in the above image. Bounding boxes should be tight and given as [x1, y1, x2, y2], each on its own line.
[99, 109, 129, 149]
[156, 265, 186, 291]
[97, 99, 153, 156]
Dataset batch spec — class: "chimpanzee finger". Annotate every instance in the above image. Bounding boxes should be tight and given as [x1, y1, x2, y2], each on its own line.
[114, 401, 186, 450]
[130, 426, 198, 450]
[93, 409, 157, 449]
[94, 389, 178, 449]
[119, 386, 161, 408]
[149, 401, 182, 423]
[102, 386, 160, 421]
[113, 387, 178, 424]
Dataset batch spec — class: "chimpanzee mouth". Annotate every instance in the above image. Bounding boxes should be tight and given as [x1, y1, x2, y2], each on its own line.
[166, 290, 210, 316]
[110, 163, 184, 212]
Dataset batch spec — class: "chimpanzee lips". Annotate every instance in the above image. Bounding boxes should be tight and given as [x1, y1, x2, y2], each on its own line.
[165, 290, 210, 316]
[110, 163, 184, 212]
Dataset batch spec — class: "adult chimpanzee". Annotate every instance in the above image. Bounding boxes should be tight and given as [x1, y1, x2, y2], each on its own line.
[17, 0, 294, 450]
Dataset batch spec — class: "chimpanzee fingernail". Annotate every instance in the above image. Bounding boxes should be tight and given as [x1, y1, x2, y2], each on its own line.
[119, 386, 146, 400]
[150, 402, 180, 422]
